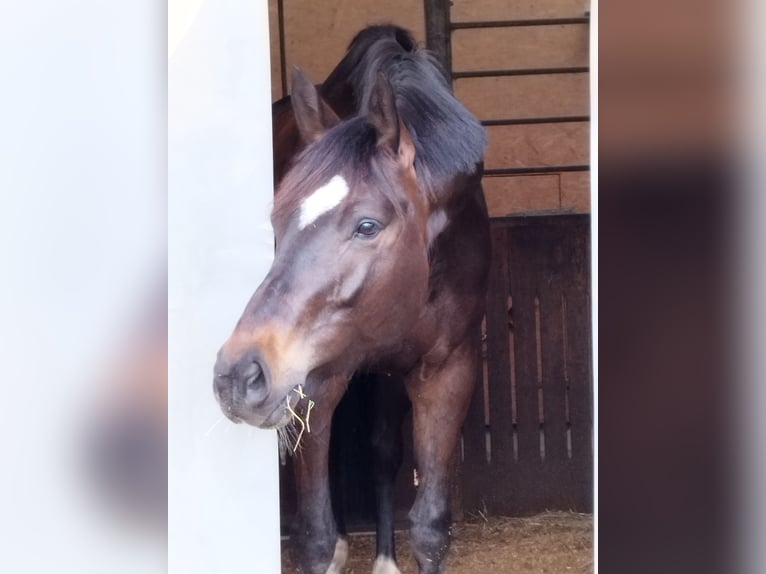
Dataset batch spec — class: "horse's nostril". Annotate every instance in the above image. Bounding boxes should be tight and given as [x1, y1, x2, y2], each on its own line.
[243, 362, 262, 387]
[243, 361, 269, 406]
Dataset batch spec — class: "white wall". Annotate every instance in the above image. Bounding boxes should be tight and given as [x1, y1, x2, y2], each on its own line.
[168, 0, 281, 572]
[0, 1, 166, 572]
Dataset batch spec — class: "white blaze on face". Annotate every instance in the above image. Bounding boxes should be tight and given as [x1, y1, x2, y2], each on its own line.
[299, 175, 349, 229]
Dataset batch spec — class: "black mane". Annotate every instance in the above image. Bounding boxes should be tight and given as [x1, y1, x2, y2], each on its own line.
[320, 25, 417, 112]
[321, 24, 486, 182]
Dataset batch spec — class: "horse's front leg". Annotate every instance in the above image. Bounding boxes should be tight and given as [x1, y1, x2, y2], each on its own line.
[405, 341, 479, 574]
[292, 377, 349, 574]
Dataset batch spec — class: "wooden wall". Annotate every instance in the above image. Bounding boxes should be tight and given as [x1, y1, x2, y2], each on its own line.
[451, 0, 588, 21]
[450, 0, 591, 216]
[463, 215, 593, 515]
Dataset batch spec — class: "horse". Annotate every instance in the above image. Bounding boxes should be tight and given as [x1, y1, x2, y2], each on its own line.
[214, 25, 490, 574]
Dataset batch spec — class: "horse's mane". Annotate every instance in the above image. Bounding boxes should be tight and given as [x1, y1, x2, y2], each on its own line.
[274, 25, 486, 222]
[320, 25, 417, 111]
[341, 26, 486, 181]
[323, 24, 486, 181]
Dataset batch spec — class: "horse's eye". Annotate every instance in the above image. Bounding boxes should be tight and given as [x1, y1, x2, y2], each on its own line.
[354, 219, 381, 238]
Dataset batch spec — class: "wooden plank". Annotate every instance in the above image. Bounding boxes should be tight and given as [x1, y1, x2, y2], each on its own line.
[452, 18, 590, 30]
[507, 225, 542, 465]
[538, 225, 569, 464]
[563, 222, 593, 510]
[450, 446, 464, 522]
[483, 175, 561, 217]
[485, 122, 590, 170]
[451, 0, 590, 22]
[486, 226, 515, 473]
[565, 259, 591, 455]
[424, 0, 452, 72]
[268, 0, 284, 101]
[460, 324, 491, 511]
[452, 25, 589, 73]
[561, 171, 591, 213]
[454, 74, 590, 121]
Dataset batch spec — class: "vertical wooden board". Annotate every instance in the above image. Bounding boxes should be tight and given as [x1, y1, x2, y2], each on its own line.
[460, 326, 491, 511]
[282, 0, 425, 89]
[452, 25, 589, 73]
[454, 74, 590, 121]
[566, 300, 592, 508]
[450, 446, 465, 522]
[485, 123, 590, 169]
[268, 0, 284, 101]
[486, 226, 515, 471]
[451, 0, 590, 22]
[507, 225, 542, 464]
[538, 225, 569, 464]
[563, 222, 593, 508]
[424, 0, 452, 71]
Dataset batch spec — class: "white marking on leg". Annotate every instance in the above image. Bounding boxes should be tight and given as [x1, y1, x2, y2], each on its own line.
[299, 175, 349, 229]
[324, 537, 349, 574]
[372, 555, 402, 574]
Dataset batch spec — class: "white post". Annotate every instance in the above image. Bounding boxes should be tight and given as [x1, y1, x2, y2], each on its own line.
[168, 0, 280, 572]
[589, 0, 599, 572]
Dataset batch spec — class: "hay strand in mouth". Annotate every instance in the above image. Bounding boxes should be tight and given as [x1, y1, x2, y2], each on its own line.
[305, 399, 315, 433]
[285, 385, 315, 453]
[286, 398, 306, 453]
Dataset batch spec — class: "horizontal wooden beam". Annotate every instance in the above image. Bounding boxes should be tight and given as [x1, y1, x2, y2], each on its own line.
[482, 115, 590, 127]
[453, 66, 589, 79]
[451, 17, 590, 30]
[483, 165, 590, 176]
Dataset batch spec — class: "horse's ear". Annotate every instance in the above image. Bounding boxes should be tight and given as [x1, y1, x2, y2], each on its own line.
[291, 67, 339, 144]
[368, 73, 400, 154]
[398, 121, 416, 170]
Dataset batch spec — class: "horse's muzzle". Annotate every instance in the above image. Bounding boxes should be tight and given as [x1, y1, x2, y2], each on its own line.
[213, 349, 281, 426]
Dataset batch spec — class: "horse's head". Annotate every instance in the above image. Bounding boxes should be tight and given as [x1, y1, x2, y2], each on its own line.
[213, 69, 437, 428]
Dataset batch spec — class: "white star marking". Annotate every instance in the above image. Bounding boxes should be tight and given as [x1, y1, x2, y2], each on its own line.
[299, 175, 349, 229]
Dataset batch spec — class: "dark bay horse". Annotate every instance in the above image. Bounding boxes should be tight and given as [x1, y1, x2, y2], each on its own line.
[214, 25, 490, 574]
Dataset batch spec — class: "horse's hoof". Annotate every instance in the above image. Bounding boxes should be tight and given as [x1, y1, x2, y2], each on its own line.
[324, 537, 349, 574]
